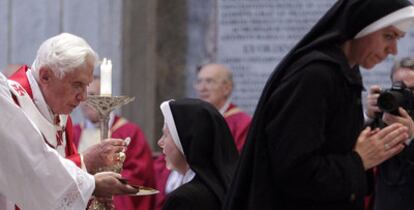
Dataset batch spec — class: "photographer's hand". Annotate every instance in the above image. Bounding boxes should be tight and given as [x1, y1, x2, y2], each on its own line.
[366, 85, 382, 119]
[354, 123, 408, 170]
[383, 107, 414, 141]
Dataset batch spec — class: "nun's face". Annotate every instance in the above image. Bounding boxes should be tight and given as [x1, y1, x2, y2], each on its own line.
[157, 125, 188, 174]
[349, 26, 404, 69]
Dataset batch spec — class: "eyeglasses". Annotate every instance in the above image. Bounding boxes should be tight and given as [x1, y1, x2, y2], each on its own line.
[193, 78, 221, 89]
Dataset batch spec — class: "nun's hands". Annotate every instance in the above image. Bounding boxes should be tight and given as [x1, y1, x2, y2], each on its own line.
[354, 123, 408, 170]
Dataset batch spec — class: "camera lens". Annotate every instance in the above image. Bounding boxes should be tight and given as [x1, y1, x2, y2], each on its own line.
[377, 91, 404, 114]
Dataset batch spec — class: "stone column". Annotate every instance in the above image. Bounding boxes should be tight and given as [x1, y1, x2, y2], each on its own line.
[121, 0, 188, 150]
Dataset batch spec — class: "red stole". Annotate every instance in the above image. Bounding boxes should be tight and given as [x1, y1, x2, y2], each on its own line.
[9, 66, 81, 166]
[223, 103, 251, 153]
[223, 103, 242, 118]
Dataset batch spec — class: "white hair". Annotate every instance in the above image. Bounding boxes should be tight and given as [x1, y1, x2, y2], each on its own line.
[31, 33, 99, 79]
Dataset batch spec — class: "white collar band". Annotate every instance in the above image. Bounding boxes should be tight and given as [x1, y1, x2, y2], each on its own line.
[160, 100, 184, 155]
[355, 6, 414, 39]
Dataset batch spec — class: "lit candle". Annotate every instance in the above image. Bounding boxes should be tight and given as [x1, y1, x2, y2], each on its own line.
[100, 58, 112, 96]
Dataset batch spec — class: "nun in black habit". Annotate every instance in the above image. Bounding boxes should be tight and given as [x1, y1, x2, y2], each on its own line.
[158, 98, 238, 210]
[224, 1, 414, 210]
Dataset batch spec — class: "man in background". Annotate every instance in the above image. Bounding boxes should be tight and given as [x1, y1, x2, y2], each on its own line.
[195, 63, 251, 152]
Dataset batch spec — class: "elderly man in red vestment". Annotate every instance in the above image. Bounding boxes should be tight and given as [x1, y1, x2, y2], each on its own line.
[153, 63, 251, 210]
[5, 33, 127, 210]
[73, 77, 156, 210]
[195, 63, 251, 152]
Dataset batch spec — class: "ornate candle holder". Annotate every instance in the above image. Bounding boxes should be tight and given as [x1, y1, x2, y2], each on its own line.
[86, 95, 134, 210]
[85, 95, 134, 141]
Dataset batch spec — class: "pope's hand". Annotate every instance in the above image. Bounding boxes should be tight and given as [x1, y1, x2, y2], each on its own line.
[82, 138, 126, 174]
[93, 171, 138, 197]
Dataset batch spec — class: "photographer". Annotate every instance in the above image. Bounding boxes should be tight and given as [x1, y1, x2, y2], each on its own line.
[366, 57, 414, 210]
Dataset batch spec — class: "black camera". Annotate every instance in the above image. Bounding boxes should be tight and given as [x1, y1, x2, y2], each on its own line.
[377, 81, 414, 116]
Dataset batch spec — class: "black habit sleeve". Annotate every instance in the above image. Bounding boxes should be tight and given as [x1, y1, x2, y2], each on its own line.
[264, 60, 367, 202]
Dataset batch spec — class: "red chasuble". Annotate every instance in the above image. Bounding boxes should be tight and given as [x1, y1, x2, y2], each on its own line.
[9, 65, 81, 166]
[153, 154, 171, 210]
[223, 103, 252, 153]
[73, 116, 156, 210]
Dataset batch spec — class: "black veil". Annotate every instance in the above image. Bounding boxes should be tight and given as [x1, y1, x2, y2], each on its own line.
[167, 98, 238, 204]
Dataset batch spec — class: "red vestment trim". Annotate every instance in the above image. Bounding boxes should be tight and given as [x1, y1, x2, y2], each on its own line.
[224, 104, 242, 118]
[9, 65, 33, 98]
[8, 66, 81, 167]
